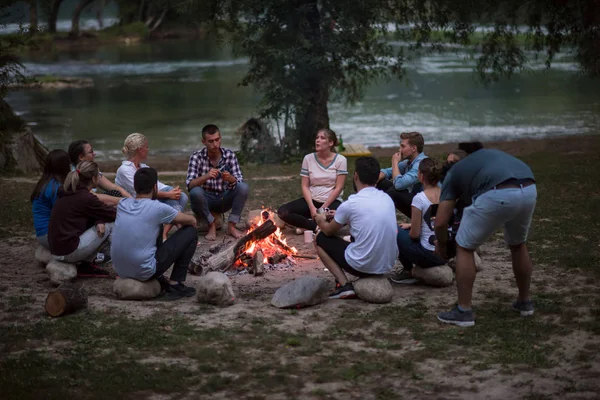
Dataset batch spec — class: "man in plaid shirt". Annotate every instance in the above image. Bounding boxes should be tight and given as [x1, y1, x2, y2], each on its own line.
[187, 124, 249, 241]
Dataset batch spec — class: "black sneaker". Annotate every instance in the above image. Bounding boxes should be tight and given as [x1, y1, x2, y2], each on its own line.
[329, 282, 357, 299]
[77, 262, 111, 278]
[164, 282, 196, 301]
[388, 269, 417, 284]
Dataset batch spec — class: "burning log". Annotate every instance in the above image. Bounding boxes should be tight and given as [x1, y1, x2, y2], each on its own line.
[190, 219, 277, 275]
[268, 251, 288, 265]
[272, 237, 293, 254]
[252, 249, 264, 276]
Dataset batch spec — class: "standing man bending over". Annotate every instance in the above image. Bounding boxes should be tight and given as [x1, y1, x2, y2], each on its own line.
[186, 124, 249, 241]
[377, 132, 427, 218]
[111, 168, 198, 301]
[434, 149, 537, 327]
[315, 157, 399, 299]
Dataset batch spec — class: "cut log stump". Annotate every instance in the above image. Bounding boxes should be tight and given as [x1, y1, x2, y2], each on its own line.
[45, 282, 88, 317]
[252, 250, 264, 276]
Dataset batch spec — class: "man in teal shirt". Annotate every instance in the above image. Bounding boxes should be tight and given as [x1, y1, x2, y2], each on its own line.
[377, 131, 427, 217]
[434, 149, 537, 327]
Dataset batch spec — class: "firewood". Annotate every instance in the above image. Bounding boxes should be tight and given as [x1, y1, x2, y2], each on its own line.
[268, 251, 288, 265]
[253, 250, 265, 276]
[190, 220, 277, 275]
[272, 237, 293, 253]
[44, 282, 88, 317]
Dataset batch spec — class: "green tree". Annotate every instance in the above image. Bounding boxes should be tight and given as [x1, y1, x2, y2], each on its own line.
[179, 0, 599, 153]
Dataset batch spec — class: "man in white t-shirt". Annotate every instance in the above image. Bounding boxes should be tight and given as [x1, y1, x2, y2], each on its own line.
[111, 168, 199, 301]
[314, 157, 399, 299]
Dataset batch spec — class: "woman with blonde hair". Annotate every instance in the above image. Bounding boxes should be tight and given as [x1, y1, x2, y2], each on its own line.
[48, 161, 117, 277]
[277, 128, 348, 233]
[115, 133, 188, 240]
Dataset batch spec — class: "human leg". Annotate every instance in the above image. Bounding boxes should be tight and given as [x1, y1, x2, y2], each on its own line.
[189, 187, 220, 240]
[385, 187, 414, 217]
[277, 198, 318, 231]
[56, 223, 113, 263]
[222, 182, 249, 238]
[153, 226, 198, 300]
[36, 235, 49, 249]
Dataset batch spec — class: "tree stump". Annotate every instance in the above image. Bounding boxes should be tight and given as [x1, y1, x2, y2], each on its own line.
[44, 282, 88, 317]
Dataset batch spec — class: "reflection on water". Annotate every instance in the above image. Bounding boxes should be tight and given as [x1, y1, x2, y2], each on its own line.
[6, 39, 600, 159]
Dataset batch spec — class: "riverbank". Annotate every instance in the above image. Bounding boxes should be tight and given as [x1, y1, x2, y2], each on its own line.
[95, 133, 600, 173]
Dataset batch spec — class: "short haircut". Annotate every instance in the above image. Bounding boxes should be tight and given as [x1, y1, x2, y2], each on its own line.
[459, 141, 484, 154]
[355, 157, 380, 186]
[134, 167, 158, 195]
[400, 132, 424, 153]
[202, 124, 220, 139]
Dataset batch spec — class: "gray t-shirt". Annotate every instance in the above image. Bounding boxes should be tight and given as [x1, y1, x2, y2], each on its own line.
[441, 149, 535, 203]
[111, 198, 178, 280]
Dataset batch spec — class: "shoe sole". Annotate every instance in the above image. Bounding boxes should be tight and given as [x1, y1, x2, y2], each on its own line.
[513, 307, 534, 316]
[77, 273, 111, 278]
[437, 315, 475, 327]
[329, 290, 357, 299]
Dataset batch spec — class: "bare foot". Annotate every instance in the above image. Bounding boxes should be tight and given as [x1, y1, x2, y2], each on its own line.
[205, 223, 217, 241]
[227, 224, 245, 239]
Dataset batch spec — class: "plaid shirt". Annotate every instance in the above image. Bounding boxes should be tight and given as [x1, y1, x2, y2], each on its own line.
[186, 147, 243, 192]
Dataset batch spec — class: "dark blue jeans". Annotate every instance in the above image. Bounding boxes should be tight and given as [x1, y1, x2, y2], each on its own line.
[396, 228, 446, 271]
[189, 182, 249, 224]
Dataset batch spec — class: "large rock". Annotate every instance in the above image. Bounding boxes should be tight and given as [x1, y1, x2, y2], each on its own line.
[113, 278, 161, 300]
[412, 265, 454, 287]
[353, 275, 393, 304]
[271, 276, 329, 308]
[35, 245, 53, 265]
[247, 209, 285, 229]
[196, 272, 235, 306]
[46, 260, 77, 286]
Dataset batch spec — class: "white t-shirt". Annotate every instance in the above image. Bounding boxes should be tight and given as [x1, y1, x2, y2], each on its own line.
[300, 153, 348, 203]
[334, 187, 398, 274]
[411, 191, 437, 251]
[115, 161, 168, 197]
[111, 198, 178, 280]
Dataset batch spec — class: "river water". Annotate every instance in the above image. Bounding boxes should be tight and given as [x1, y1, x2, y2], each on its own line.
[6, 35, 600, 160]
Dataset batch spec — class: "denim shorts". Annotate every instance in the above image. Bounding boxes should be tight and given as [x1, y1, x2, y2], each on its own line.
[456, 184, 537, 250]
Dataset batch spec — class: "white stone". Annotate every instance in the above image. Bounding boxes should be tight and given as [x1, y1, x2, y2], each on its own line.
[271, 276, 329, 308]
[353, 275, 394, 304]
[447, 252, 483, 272]
[196, 272, 235, 306]
[35, 245, 53, 265]
[113, 278, 161, 300]
[412, 265, 454, 287]
[46, 260, 77, 286]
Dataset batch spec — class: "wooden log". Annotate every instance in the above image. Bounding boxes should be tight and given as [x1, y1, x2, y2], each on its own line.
[44, 282, 88, 317]
[272, 237, 294, 253]
[190, 220, 277, 275]
[268, 251, 288, 265]
[253, 250, 264, 276]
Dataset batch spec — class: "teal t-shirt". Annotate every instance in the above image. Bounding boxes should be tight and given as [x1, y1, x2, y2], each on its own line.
[111, 198, 178, 280]
[32, 179, 60, 237]
[441, 149, 534, 203]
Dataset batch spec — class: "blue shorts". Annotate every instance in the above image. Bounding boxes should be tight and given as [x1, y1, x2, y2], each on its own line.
[456, 184, 537, 250]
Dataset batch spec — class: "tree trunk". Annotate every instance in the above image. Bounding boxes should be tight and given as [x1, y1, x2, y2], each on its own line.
[48, 0, 65, 34]
[29, 0, 38, 33]
[70, 0, 96, 37]
[293, 0, 330, 153]
[45, 282, 88, 317]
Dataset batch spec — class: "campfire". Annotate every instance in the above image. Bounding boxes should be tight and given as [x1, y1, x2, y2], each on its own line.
[234, 210, 298, 274]
[189, 209, 299, 276]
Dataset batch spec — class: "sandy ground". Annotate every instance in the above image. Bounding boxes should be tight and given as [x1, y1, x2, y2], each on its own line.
[1, 221, 599, 399]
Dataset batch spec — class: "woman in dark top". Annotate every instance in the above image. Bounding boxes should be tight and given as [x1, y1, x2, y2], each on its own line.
[48, 160, 117, 277]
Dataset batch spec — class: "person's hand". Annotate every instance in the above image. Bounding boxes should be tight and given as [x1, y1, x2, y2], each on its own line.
[96, 223, 105, 238]
[314, 213, 326, 225]
[190, 216, 197, 228]
[221, 171, 236, 184]
[326, 209, 336, 222]
[392, 151, 402, 165]
[207, 169, 219, 179]
[400, 223, 411, 230]
[169, 187, 181, 200]
[434, 240, 448, 261]
[309, 205, 318, 219]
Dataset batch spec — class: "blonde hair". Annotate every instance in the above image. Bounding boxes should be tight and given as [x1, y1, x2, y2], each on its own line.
[122, 133, 148, 158]
[64, 161, 99, 192]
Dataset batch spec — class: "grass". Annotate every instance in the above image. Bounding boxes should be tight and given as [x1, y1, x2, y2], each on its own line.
[1, 136, 600, 397]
